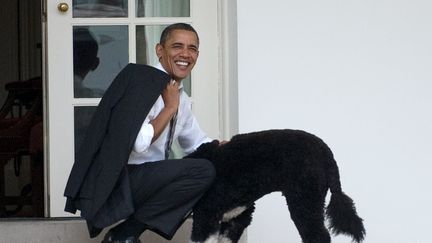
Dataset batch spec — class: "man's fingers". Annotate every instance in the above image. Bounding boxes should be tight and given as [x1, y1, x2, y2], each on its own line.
[167, 79, 178, 89]
[219, 140, 229, 146]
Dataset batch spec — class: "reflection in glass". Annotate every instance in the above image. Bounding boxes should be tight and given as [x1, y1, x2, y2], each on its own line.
[74, 106, 97, 156]
[136, 0, 190, 17]
[136, 25, 191, 95]
[73, 26, 128, 98]
[73, 0, 128, 18]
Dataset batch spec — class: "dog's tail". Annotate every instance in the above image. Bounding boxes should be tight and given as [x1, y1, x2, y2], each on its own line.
[326, 158, 366, 243]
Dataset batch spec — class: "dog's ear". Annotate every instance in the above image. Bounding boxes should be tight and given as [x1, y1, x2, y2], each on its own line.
[184, 140, 219, 159]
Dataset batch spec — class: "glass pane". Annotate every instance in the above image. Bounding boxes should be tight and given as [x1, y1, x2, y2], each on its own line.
[136, 0, 190, 17]
[73, 26, 128, 98]
[74, 106, 97, 156]
[73, 0, 128, 18]
[136, 25, 191, 95]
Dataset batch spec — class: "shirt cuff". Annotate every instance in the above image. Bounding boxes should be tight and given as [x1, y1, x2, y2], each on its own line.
[133, 123, 154, 153]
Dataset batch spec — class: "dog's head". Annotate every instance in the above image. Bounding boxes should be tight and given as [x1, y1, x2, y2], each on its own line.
[184, 140, 220, 160]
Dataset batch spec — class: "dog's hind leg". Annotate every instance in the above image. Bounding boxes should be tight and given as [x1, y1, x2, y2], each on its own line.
[218, 205, 255, 243]
[283, 189, 330, 243]
[190, 210, 222, 243]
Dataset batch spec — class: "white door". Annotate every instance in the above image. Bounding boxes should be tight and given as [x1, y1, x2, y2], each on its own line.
[46, 0, 219, 217]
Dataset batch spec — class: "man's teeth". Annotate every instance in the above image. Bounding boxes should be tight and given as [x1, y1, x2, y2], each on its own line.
[175, 61, 188, 66]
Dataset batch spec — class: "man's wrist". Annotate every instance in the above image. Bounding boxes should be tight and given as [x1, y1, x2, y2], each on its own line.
[163, 106, 177, 116]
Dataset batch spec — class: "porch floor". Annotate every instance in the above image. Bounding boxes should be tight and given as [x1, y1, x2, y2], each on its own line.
[0, 218, 247, 243]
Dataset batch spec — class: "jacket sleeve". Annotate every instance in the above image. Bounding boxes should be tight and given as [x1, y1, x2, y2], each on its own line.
[64, 64, 135, 200]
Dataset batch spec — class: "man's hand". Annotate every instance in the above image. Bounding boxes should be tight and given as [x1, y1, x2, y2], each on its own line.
[161, 79, 180, 112]
[219, 140, 229, 146]
[149, 79, 180, 143]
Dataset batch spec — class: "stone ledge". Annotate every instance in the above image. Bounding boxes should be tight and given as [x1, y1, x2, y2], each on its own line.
[0, 218, 246, 243]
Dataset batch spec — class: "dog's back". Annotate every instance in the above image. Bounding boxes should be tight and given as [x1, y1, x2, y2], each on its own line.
[213, 129, 334, 183]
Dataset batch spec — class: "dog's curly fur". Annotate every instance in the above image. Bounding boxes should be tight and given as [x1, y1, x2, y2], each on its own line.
[185, 129, 365, 243]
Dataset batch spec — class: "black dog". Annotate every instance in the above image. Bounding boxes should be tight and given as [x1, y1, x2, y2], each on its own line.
[186, 129, 365, 243]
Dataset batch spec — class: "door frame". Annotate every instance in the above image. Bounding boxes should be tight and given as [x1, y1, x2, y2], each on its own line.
[43, 0, 236, 217]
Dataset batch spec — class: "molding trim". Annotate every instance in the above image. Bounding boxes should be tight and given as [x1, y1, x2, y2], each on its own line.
[218, 0, 239, 140]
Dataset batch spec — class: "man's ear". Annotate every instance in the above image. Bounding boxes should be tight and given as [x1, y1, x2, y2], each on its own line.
[156, 43, 163, 60]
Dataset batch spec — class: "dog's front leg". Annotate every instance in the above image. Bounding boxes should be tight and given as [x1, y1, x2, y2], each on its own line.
[190, 223, 221, 243]
[190, 233, 220, 243]
[190, 211, 222, 243]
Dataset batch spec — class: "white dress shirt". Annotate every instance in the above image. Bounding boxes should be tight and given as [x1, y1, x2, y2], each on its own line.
[127, 63, 211, 164]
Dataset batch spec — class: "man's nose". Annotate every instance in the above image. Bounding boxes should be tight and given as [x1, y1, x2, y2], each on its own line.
[179, 48, 192, 57]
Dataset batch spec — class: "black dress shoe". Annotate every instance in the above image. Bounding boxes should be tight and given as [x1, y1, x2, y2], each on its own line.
[101, 231, 142, 243]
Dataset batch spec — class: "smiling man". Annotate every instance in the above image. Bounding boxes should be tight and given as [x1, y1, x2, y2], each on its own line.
[157, 25, 199, 81]
[100, 23, 216, 243]
[64, 23, 216, 243]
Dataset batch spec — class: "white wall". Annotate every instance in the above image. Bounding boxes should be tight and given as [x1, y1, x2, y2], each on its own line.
[237, 0, 432, 242]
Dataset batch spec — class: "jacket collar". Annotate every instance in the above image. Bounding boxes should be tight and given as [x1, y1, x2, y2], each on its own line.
[155, 63, 184, 90]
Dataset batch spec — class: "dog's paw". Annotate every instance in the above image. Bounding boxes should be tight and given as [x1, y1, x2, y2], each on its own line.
[190, 234, 220, 243]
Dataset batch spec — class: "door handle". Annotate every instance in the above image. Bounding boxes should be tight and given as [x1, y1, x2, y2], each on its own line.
[57, 3, 69, 13]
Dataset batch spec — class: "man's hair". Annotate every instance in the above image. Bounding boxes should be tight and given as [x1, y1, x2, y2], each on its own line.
[159, 23, 199, 46]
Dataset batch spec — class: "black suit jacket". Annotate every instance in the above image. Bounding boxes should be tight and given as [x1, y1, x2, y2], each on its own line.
[64, 64, 170, 236]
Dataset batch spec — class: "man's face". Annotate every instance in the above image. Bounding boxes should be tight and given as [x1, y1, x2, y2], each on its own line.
[156, 29, 199, 81]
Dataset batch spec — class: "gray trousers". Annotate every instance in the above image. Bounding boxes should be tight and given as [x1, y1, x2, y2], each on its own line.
[126, 158, 215, 239]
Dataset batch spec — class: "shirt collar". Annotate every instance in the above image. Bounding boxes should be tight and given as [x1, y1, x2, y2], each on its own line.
[155, 62, 184, 90]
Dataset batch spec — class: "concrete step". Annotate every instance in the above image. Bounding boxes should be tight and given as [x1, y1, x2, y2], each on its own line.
[0, 218, 247, 243]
